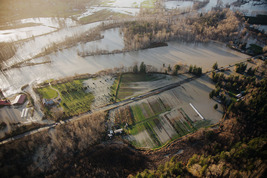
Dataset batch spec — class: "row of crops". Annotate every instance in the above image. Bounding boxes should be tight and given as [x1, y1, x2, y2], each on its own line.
[111, 96, 210, 148]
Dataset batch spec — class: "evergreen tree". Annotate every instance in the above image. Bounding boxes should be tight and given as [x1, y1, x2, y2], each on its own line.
[133, 64, 138, 73]
[189, 65, 193, 73]
[212, 62, 218, 70]
[139, 62, 146, 73]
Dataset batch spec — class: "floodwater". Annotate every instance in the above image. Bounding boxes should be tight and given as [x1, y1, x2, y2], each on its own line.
[0, 35, 249, 97]
[81, 28, 124, 53]
[78, 6, 139, 19]
[4, 21, 103, 66]
[199, 0, 267, 16]
[0, 18, 77, 42]
[0, 4, 251, 97]
[164, 1, 194, 10]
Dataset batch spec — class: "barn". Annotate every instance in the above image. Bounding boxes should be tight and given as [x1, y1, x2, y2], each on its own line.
[12, 94, 26, 105]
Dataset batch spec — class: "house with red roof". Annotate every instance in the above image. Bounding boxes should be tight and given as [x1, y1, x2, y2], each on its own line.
[12, 94, 26, 105]
[0, 100, 11, 106]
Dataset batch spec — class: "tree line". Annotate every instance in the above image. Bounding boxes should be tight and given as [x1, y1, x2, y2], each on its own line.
[122, 9, 242, 51]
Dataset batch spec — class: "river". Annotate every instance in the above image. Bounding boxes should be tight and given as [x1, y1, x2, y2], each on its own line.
[0, 29, 248, 97]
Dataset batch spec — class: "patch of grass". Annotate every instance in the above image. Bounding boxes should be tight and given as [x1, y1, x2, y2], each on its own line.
[183, 121, 194, 132]
[101, 0, 116, 6]
[128, 123, 146, 135]
[37, 87, 58, 99]
[131, 104, 146, 122]
[110, 75, 119, 102]
[141, 102, 154, 118]
[144, 122, 161, 147]
[193, 120, 211, 129]
[175, 120, 189, 135]
[180, 108, 194, 125]
[140, 0, 157, 8]
[149, 118, 158, 128]
[121, 73, 165, 83]
[148, 100, 165, 115]
[117, 88, 138, 100]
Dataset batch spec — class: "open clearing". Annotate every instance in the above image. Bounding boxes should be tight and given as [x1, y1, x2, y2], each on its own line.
[110, 74, 223, 148]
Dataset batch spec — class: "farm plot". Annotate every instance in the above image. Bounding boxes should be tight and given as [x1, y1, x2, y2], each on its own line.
[126, 106, 205, 148]
[111, 95, 209, 148]
[83, 75, 115, 109]
[111, 75, 223, 148]
[53, 80, 94, 116]
[37, 79, 94, 117]
[117, 73, 178, 101]
[37, 87, 57, 99]
[114, 106, 134, 126]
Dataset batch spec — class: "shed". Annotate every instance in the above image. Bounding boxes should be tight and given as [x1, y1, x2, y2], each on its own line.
[12, 94, 26, 105]
[114, 128, 123, 134]
[43, 99, 54, 106]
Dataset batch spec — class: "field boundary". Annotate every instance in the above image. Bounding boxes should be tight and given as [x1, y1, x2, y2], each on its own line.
[114, 73, 122, 102]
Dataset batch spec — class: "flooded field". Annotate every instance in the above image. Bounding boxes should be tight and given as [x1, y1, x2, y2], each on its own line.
[0, 18, 77, 42]
[0, 0, 254, 97]
[0, 38, 249, 97]
[199, 0, 267, 16]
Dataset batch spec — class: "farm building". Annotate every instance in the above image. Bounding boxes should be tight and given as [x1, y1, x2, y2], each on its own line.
[43, 99, 54, 106]
[114, 128, 123, 134]
[12, 94, 26, 105]
[0, 100, 11, 106]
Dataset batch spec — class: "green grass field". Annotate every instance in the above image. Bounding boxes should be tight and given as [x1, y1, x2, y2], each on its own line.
[37, 87, 58, 99]
[131, 104, 146, 122]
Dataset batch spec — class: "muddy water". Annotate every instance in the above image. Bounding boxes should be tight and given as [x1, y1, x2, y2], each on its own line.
[4, 21, 103, 66]
[81, 28, 124, 52]
[0, 17, 77, 42]
[0, 38, 249, 96]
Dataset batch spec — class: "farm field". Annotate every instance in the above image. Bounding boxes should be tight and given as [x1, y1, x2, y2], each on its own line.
[37, 79, 94, 117]
[83, 75, 115, 109]
[110, 75, 223, 148]
[116, 73, 186, 101]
